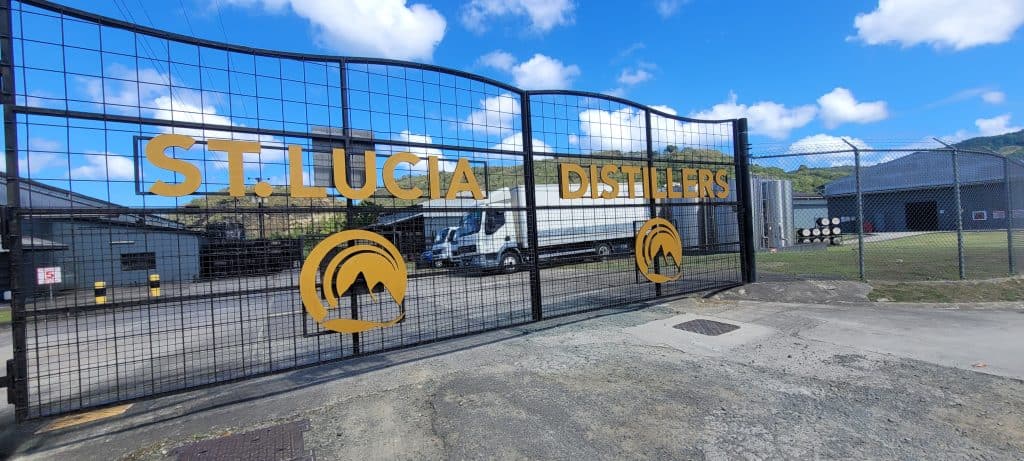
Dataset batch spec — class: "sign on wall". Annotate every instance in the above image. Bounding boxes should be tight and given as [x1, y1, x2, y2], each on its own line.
[36, 267, 62, 285]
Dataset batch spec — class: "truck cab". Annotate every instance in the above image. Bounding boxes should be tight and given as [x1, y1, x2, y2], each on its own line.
[423, 226, 459, 268]
[452, 208, 521, 272]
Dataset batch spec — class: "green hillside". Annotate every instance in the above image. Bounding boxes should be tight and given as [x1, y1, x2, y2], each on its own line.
[954, 129, 1024, 160]
[747, 164, 854, 194]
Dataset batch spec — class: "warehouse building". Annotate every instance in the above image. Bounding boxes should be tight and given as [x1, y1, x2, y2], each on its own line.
[0, 178, 201, 300]
[823, 151, 1024, 232]
[793, 192, 828, 229]
[367, 197, 480, 260]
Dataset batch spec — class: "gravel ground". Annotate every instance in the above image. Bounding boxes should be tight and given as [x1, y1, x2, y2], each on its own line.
[8, 297, 1024, 460]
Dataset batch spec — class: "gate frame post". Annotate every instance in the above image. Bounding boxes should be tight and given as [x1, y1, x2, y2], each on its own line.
[338, 59, 362, 354]
[1006, 156, 1017, 275]
[842, 139, 866, 281]
[519, 92, 543, 321]
[953, 148, 966, 280]
[935, 139, 967, 280]
[644, 109, 662, 296]
[1, 0, 29, 421]
[732, 118, 756, 283]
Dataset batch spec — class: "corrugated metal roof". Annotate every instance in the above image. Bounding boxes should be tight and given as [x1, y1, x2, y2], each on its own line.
[824, 151, 1020, 196]
[370, 197, 480, 227]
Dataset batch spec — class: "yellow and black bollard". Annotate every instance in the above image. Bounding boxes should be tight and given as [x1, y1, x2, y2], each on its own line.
[94, 281, 107, 305]
[148, 274, 160, 297]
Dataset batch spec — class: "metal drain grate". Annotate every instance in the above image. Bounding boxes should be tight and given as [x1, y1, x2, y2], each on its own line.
[673, 319, 740, 336]
[173, 419, 314, 461]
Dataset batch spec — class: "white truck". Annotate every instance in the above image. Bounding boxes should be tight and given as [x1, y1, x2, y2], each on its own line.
[451, 183, 649, 273]
[421, 226, 459, 268]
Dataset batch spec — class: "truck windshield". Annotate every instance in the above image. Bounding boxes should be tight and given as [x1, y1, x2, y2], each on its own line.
[433, 228, 449, 244]
[457, 211, 482, 237]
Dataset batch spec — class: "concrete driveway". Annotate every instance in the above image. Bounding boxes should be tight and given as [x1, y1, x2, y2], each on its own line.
[3, 292, 1023, 459]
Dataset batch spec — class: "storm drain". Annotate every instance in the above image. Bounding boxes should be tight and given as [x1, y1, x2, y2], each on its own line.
[673, 319, 740, 336]
[172, 419, 314, 461]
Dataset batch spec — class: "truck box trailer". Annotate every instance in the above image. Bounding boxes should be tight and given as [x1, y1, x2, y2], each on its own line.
[452, 183, 649, 272]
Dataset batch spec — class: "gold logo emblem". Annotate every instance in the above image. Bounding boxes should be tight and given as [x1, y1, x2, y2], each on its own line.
[299, 230, 407, 334]
[635, 218, 684, 283]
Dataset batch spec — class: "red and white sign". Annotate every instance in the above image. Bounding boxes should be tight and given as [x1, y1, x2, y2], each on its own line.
[36, 267, 62, 285]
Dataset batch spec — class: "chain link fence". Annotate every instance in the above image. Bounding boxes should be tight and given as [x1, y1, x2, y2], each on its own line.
[748, 141, 1022, 282]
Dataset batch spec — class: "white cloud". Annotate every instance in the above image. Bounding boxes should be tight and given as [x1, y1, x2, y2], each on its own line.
[649, 105, 677, 116]
[928, 87, 1009, 108]
[617, 68, 652, 85]
[461, 93, 521, 135]
[78, 64, 175, 112]
[853, 0, 1024, 50]
[817, 87, 888, 128]
[493, 132, 552, 158]
[70, 154, 136, 181]
[975, 114, 1023, 136]
[220, 0, 446, 61]
[462, 0, 574, 33]
[396, 130, 443, 157]
[787, 134, 907, 166]
[655, 0, 684, 18]
[575, 106, 714, 153]
[510, 54, 580, 90]
[690, 92, 817, 139]
[477, 50, 516, 71]
[378, 130, 458, 172]
[16, 138, 65, 176]
[577, 107, 646, 152]
[80, 66, 284, 169]
[982, 91, 1006, 104]
[618, 42, 645, 59]
[788, 134, 870, 154]
[480, 52, 580, 90]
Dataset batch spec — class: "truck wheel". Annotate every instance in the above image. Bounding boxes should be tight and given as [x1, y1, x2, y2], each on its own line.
[596, 243, 613, 260]
[499, 252, 520, 274]
[433, 259, 445, 268]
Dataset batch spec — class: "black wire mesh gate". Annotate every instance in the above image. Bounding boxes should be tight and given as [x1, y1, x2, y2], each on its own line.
[0, 0, 752, 420]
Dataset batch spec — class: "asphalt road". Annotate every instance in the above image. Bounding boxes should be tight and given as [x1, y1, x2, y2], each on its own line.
[4, 287, 1023, 460]
[12, 256, 741, 418]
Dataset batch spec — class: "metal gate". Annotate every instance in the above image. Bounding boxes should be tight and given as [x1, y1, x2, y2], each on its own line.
[1, 0, 753, 420]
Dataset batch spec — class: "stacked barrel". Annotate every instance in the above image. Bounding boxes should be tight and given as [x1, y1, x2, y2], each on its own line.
[796, 217, 843, 245]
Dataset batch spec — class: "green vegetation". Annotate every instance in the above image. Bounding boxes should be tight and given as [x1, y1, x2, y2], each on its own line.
[747, 164, 853, 194]
[868, 277, 1024, 303]
[954, 128, 1024, 160]
[0, 308, 10, 325]
[757, 231, 1021, 282]
[171, 185, 346, 238]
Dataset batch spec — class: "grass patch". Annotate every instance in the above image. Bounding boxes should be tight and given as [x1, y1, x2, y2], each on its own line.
[868, 277, 1024, 303]
[758, 231, 1022, 281]
[0, 308, 10, 325]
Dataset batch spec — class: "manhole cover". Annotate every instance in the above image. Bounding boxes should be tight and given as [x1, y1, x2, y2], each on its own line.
[673, 319, 740, 336]
[172, 419, 314, 461]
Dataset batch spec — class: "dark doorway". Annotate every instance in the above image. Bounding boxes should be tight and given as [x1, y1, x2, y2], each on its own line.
[905, 201, 938, 231]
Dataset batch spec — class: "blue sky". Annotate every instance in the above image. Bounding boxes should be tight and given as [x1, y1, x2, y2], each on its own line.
[8, 0, 1024, 205]
[49, 0, 1024, 145]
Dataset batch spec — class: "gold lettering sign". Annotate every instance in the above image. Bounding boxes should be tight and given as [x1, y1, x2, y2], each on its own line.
[142, 134, 485, 200]
[557, 163, 731, 200]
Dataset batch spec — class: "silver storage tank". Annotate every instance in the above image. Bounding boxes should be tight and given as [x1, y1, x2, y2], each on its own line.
[760, 178, 795, 250]
[750, 177, 795, 250]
